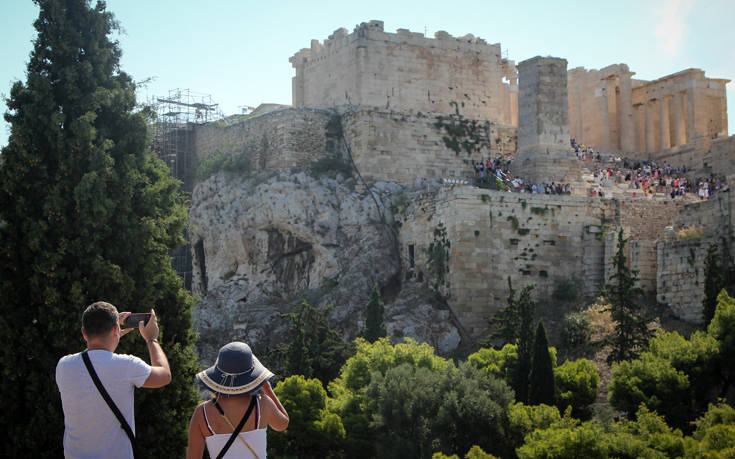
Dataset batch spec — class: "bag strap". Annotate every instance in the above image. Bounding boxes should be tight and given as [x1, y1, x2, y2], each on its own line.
[82, 351, 137, 455]
[215, 396, 257, 459]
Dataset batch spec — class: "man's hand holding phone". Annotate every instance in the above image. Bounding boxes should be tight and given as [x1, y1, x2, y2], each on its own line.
[119, 310, 157, 342]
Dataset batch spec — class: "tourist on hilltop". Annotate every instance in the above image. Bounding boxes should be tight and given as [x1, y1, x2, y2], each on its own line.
[56, 302, 172, 459]
[186, 342, 289, 459]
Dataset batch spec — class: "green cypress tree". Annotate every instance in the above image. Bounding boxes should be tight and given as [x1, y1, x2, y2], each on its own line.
[529, 321, 555, 406]
[511, 284, 536, 403]
[488, 276, 521, 346]
[281, 301, 353, 385]
[702, 243, 724, 327]
[602, 228, 653, 363]
[0, 1, 199, 456]
[364, 283, 387, 342]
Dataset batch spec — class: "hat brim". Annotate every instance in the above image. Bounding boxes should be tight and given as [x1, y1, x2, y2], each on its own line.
[196, 355, 274, 396]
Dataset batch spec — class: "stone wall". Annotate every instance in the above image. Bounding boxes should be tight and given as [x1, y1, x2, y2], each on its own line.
[704, 135, 735, 179]
[342, 107, 517, 184]
[290, 20, 518, 124]
[398, 186, 610, 338]
[602, 199, 685, 292]
[193, 108, 341, 173]
[656, 190, 735, 322]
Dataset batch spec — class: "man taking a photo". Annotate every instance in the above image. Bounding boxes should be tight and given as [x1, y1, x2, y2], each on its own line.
[56, 301, 171, 458]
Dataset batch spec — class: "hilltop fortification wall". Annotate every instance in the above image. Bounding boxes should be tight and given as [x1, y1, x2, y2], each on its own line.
[193, 108, 341, 174]
[657, 190, 734, 322]
[342, 107, 516, 184]
[398, 187, 612, 338]
[290, 20, 518, 125]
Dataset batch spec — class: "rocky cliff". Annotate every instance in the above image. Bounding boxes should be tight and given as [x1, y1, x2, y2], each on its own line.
[189, 171, 463, 364]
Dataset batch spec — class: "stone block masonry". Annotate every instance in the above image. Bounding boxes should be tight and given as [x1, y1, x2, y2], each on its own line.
[657, 191, 735, 323]
[399, 187, 610, 338]
[342, 107, 517, 185]
[193, 108, 342, 174]
[291, 20, 518, 125]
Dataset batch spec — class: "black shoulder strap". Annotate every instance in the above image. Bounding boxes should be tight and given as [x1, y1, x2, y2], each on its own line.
[216, 396, 257, 459]
[82, 351, 137, 455]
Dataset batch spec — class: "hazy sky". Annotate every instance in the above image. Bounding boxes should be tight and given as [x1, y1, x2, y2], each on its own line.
[1, 0, 734, 148]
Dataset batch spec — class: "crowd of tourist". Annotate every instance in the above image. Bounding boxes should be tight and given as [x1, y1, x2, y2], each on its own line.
[471, 157, 573, 195]
[457, 138, 728, 201]
[591, 154, 727, 200]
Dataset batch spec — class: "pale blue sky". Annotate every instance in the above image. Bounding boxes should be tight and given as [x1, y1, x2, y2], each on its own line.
[2, 0, 734, 149]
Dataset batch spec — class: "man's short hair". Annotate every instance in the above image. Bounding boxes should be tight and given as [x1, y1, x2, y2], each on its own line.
[82, 301, 118, 337]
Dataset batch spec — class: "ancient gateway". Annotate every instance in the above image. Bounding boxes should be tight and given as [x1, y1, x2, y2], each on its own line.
[174, 21, 734, 354]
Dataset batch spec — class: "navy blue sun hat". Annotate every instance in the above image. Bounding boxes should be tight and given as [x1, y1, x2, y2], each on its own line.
[196, 342, 274, 396]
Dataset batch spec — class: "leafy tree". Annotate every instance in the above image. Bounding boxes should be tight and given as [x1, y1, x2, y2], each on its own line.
[554, 359, 599, 420]
[560, 312, 592, 352]
[529, 322, 555, 406]
[268, 375, 345, 459]
[488, 276, 520, 345]
[433, 362, 514, 458]
[702, 244, 725, 326]
[517, 405, 688, 459]
[607, 293, 735, 432]
[608, 353, 691, 429]
[279, 300, 354, 386]
[364, 283, 387, 342]
[506, 402, 561, 452]
[0, 1, 199, 456]
[707, 289, 735, 398]
[468, 343, 519, 383]
[512, 285, 536, 403]
[329, 338, 513, 459]
[432, 446, 499, 459]
[602, 229, 653, 363]
[328, 338, 454, 458]
[688, 403, 735, 456]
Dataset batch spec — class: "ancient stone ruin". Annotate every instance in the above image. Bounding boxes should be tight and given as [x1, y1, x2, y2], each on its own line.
[163, 21, 734, 362]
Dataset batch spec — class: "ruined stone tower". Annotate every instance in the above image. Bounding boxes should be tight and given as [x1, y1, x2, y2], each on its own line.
[513, 56, 580, 184]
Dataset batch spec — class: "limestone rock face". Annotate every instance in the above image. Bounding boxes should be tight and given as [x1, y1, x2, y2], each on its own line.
[189, 172, 462, 363]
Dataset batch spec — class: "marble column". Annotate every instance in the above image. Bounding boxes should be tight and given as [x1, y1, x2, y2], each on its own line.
[596, 86, 610, 150]
[660, 95, 671, 150]
[606, 77, 619, 150]
[618, 72, 635, 152]
[645, 100, 656, 153]
[509, 77, 519, 127]
[686, 88, 696, 142]
[671, 93, 684, 147]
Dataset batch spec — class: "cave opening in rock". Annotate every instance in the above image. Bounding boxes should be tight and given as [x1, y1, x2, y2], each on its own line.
[194, 239, 208, 292]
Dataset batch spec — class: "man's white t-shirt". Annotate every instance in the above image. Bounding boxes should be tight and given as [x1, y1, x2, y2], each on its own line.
[56, 350, 151, 459]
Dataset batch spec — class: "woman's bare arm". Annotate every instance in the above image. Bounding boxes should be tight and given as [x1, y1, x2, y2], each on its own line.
[261, 381, 289, 431]
[186, 403, 207, 459]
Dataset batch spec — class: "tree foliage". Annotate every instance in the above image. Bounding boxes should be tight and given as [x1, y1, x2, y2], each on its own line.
[488, 276, 520, 345]
[0, 1, 199, 456]
[702, 243, 725, 326]
[268, 375, 345, 459]
[529, 322, 555, 406]
[602, 229, 653, 363]
[364, 283, 387, 342]
[609, 290, 735, 431]
[554, 358, 599, 420]
[512, 284, 536, 403]
[517, 405, 689, 459]
[278, 300, 354, 386]
[328, 338, 514, 459]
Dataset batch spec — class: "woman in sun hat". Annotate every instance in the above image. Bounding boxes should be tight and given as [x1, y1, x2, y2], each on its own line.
[186, 342, 289, 459]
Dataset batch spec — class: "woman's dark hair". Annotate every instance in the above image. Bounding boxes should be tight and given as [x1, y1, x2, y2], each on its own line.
[82, 301, 118, 337]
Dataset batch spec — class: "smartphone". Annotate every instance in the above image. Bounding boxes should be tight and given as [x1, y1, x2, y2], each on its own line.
[121, 313, 151, 329]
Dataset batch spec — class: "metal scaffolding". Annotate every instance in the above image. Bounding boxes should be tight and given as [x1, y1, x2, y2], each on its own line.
[150, 89, 223, 290]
